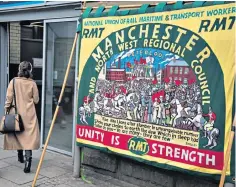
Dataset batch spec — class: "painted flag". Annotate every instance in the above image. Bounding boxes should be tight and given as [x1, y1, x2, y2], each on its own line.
[105, 93, 114, 99]
[132, 75, 136, 80]
[152, 92, 159, 102]
[127, 62, 131, 68]
[164, 77, 170, 83]
[159, 90, 165, 98]
[120, 86, 127, 94]
[152, 90, 165, 102]
[104, 93, 109, 98]
[83, 96, 93, 103]
[140, 57, 146, 64]
[152, 79, 157, 85]
[188, 78, 196, 85]
[175, 80, 182, 86]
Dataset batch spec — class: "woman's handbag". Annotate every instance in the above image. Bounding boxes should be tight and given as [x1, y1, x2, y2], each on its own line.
[0, 79, 24, 134]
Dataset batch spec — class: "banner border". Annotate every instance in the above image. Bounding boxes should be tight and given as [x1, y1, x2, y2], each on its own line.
[76, 2, 236, 183]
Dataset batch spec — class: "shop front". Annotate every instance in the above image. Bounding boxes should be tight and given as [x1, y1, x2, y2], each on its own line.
[0, 1, 81, 155]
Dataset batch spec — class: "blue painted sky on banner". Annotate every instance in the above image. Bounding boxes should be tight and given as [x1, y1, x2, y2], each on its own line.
[106, 48, 186, 71]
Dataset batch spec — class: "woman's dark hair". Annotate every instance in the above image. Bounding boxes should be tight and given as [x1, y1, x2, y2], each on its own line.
[18, 61, 33, 78]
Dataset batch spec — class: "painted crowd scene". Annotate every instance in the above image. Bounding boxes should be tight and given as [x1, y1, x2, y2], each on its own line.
[79, 48, 219, 149]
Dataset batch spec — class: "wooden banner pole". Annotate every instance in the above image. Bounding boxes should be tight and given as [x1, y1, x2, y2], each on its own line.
[219, 114, 236, 187]
[32, 33, 78, 187]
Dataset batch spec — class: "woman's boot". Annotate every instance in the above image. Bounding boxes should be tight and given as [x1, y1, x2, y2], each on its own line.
[24, 157, 32, 173]
[17, 150, 24, 163]
[24, 150, 32, 173]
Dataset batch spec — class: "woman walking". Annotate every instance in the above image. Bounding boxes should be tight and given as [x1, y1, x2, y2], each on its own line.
[4, 61, 40, 173]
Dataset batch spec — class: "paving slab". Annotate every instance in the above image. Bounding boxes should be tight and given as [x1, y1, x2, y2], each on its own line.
[83, 168, 140, 187]
[0, 149, 16, 160]
[56, 185, 72, 187]
[0, 165, 44, 185]
[0, 178, 18, 187]
[39, 165, 69, 179]
[52, 172, 96, 187]
[20, 178, 49, 187]
[47, 155, 73, 171]
[3, 157, 53, 171]
[32, 150, 57, 161]
[0, 160, 10, 169]
[65, 179, 96, 187]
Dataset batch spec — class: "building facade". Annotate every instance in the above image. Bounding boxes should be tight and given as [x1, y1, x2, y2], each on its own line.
[0, 1, 81, 156]
[106, 69, 126, 82]
[162, 60, 196, 85]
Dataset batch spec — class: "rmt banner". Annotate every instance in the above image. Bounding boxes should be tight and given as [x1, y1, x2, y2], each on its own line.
[76, 3, 235, 182]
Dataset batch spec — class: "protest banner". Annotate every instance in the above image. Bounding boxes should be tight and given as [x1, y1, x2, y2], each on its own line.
[76, 2, 235, 182]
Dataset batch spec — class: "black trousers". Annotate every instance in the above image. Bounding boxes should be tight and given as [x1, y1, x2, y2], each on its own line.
[18, 150, 32, 159]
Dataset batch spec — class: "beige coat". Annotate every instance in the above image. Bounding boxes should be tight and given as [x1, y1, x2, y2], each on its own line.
[4, 77, 40, 150]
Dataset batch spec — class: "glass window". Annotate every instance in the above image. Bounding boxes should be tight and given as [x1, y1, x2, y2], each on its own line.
[44, 21, 77, 153]
[174, 67, 178, 74]
[179, 67, 182, 74]
[170, 67, 173, 74]
[184, 67, 189, 74]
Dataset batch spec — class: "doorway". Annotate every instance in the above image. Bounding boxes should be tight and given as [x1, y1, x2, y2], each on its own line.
[42, 18, 77, 155]
[21, 21, 43, 127]
[7, 21, 43, 128]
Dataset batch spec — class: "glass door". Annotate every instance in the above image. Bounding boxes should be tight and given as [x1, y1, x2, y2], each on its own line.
[42, 19, 77, 154]
[0, 23, 8, 118]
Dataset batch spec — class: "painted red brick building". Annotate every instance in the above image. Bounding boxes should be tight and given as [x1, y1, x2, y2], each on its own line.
[106, 56, 127, 82]
[162, 60, 196, 84]
[106, 69, 126, 82]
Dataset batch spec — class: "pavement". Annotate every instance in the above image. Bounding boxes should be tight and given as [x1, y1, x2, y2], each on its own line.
[0, 135, 138, 187]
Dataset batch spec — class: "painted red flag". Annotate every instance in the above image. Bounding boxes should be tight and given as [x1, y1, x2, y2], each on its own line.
[159, 90, 165, 98]
[188, 78, 196, 85]
[152, 92, 159, 102]
[104, 93, 109, 98]
[175, 80, 182, 86]
[152, 79, 157, 85]
[152, 90, 165, 102]
[83, 96, 93, 103]
[127, 62, 131, 68]
[120, 86, 127, 94]
[107, 93, 114, 99]
[140, 57, 146, 64]
[164, 77, 170, 83]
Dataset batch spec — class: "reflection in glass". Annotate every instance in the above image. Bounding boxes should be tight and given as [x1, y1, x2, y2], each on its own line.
[44, 21, 76, 152]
